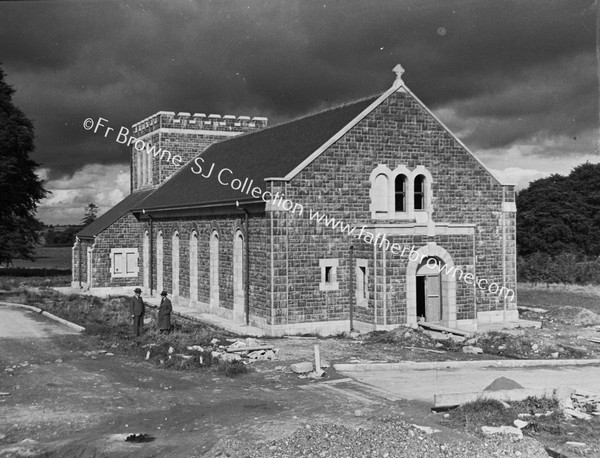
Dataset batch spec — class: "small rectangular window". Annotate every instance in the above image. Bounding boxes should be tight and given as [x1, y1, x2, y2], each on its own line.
[355, 259, 368, 306]
[325, 266, 333, 283]
[319, 259, 339, 291]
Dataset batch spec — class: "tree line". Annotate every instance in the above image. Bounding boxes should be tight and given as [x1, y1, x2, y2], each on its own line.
[517, 162, 600, 284]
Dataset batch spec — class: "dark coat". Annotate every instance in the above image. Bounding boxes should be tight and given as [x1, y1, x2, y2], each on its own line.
[130, 295, 145, 316]
[157, 297, 172, 330]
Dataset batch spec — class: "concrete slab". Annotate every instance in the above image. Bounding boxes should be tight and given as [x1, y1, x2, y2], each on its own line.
[0, 304, 80, 339]
[334, 358, 600, 371]
[341, 365, 600, 404]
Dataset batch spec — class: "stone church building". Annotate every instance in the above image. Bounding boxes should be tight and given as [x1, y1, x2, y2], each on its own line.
[73, 66, 517, 336]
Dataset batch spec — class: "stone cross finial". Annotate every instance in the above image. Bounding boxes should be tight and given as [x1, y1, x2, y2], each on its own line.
[393, 64, 405, 85]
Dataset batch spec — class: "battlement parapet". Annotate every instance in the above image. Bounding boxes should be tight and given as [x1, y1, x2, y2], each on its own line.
[132, 111, 268, 136]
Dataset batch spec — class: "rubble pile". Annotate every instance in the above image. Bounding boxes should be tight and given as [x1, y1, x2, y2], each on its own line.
[544, 306, 600, 327]
[562, 391, 600, 421]
[475, 331, 588, 359]
[183, 337, 280, 364]
[141, 337, 280, 367]
[366, 326, 443, 349]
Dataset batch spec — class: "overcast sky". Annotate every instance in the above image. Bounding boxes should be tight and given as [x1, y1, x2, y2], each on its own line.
[1, 0, 598, 225]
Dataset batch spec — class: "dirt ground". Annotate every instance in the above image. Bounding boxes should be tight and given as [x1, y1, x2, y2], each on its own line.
[1, 310, 481, 458]
[2, 283, 600, 457]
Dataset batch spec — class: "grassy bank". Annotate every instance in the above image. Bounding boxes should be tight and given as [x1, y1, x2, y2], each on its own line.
[7, 289, 248, 376]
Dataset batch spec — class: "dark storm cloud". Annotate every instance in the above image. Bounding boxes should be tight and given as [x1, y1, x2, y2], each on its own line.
[0, 0, 597, 180]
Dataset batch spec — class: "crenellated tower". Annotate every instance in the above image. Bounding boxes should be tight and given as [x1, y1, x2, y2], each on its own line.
[130, 111, 268, 192]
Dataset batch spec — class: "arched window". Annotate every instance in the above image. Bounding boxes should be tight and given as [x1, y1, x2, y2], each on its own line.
[172, 231, 180, 298]
[146, 146, 153, 186]
[209, 231, 219, 310]
[157, 230, 164, 292]
[189, 231, 198, 302]
[373, 173, 389, 215]
[233, 230, 244, 322]
[414, 175, 426, 211]
[143, 230, 149, 289]
[394, 175, 407, 212]
[136, 151, 142, 189]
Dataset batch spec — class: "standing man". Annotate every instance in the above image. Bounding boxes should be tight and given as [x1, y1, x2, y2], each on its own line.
[157, 290, 172, 334]
[130, 287, 145, 337]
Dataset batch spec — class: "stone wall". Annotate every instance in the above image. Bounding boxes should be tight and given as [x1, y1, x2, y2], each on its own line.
[131, 112, 268, 192]
[267, 88, 516, 328]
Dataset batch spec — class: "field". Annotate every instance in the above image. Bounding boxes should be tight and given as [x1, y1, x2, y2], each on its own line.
[518, 283, 600, 314]
[8, 246, 72, 270]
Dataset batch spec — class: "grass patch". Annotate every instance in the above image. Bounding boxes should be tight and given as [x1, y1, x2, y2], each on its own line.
[442, 395, 600, 451]
[444, 398, 514, 432]
[519, 283, 600, 315]
[9, 246, 72, 270]
[216, 359, 248, 376]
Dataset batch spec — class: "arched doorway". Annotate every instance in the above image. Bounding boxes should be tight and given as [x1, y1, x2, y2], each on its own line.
[406, 243, 456, 327]
[416, 257, 442, 323]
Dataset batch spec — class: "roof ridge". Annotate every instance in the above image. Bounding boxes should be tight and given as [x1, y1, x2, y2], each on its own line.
[266, 92, 384, 130]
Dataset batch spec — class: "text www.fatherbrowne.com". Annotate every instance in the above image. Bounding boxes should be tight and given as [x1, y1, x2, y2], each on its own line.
[83, 118, 515, 302]
[189, 157, 514, 301]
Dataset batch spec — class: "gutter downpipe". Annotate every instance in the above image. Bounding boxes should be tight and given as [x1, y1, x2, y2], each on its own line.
[148, 212, 154, 296]
[349, 245, 354, 332]
[236, 201, 251, 325]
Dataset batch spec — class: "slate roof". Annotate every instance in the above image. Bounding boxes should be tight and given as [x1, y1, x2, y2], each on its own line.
[77, 189, 154, 237]
[131, 94, 380, 212]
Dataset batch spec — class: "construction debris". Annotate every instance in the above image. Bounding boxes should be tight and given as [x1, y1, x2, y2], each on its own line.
[290, 362, 313, 374]
[226, 345, 274, 353]
[216, 338, 280, 362]
[481, 425, 523, 439]
[562, 390, 600, 420]
[417, 322, 471, 338]
[513, 419, 529, 429]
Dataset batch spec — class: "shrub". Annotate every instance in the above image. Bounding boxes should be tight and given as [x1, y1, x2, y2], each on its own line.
[216, 359, 248, 377]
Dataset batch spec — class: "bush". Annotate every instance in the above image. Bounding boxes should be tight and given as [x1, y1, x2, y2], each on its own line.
[518, 253, 600, 285]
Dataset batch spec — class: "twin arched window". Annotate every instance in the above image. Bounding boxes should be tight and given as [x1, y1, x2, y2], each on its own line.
[370, 165, 432, 220]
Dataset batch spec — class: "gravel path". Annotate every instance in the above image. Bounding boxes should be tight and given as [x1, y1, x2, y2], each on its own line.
[209, 418, 549, 458]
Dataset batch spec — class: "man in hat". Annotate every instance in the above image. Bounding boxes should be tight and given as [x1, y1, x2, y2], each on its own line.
[130, 288, 145, 336]
[157, 291, 172, 334]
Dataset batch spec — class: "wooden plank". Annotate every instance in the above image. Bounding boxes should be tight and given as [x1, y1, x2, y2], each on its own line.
[417, 322, 471, 337]
[404, 346, 446, 354]
[226, 345, 273, 353]
[433, 387, 563, 408]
